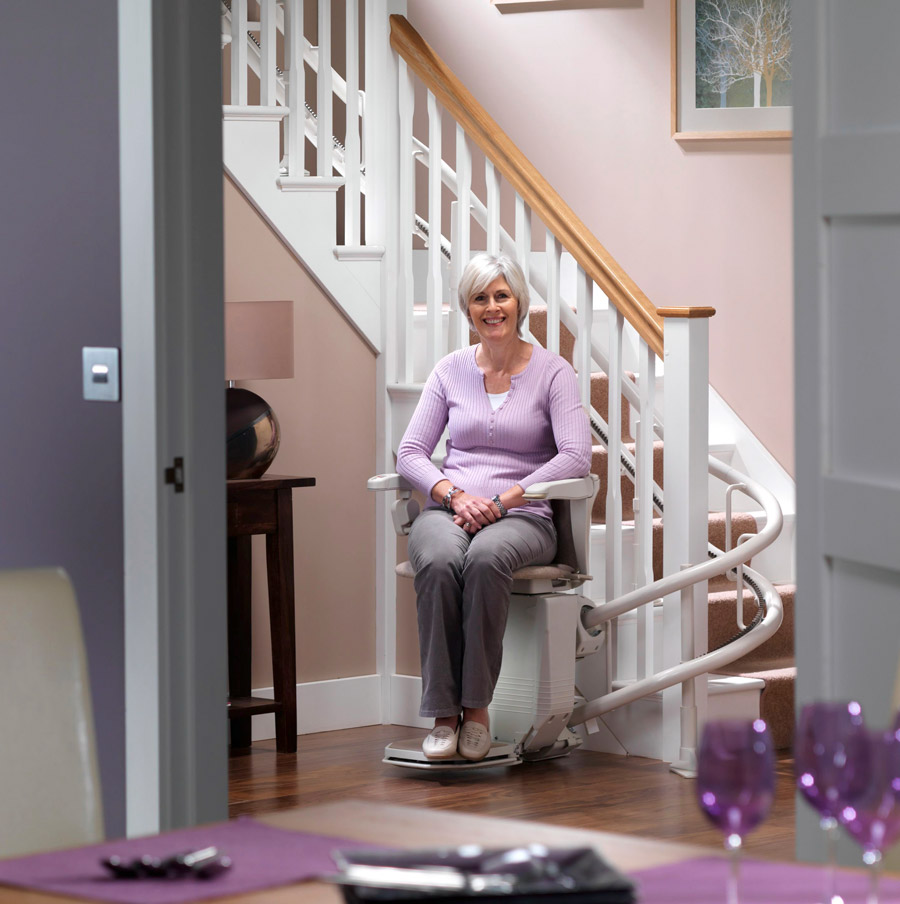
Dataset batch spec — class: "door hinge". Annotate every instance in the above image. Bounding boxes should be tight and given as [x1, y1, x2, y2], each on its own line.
[165, 457, 185, 493]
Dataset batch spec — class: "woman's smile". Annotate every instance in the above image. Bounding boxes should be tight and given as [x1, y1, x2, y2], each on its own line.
[470, 277, 518, 341]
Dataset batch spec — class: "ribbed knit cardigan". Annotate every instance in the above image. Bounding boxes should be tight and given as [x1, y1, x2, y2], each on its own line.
[396, 344, 592, 522]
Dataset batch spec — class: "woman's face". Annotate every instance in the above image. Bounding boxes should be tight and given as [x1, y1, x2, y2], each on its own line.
[468, 276, 519, 344]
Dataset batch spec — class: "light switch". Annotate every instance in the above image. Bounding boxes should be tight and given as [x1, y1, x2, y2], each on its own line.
[82, 347, 120, 402]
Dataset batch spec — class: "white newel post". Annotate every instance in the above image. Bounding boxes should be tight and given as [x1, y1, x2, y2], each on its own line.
[369, 0, 406, 723]
[660, 307, 715, 772]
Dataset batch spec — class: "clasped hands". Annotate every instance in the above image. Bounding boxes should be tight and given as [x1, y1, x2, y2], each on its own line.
[450, 490, 502, 534]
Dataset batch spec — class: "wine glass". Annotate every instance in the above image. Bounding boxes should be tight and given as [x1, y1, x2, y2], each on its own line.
[795, 700, 867, 904]
[696, 719, 775, 904]
[836, 728, 900, 904]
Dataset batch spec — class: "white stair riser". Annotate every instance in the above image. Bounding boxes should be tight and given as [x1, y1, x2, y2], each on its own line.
[574, 674, 763, 759]
[223, 115, 383, 350]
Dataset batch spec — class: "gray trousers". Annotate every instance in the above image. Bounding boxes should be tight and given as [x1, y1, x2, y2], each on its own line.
[407, 508, 557, 718]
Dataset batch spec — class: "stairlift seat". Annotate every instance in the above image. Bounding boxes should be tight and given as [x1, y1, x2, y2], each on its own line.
[395, 560, 574, 581]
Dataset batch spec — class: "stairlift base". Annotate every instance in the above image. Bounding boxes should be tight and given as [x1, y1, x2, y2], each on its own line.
[383, 738, 521, 770]
[383, 593, 587, 772]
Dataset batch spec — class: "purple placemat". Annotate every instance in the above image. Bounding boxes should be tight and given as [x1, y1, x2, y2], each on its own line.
[0, 816, 377, 903]
[633, 855, 900, 903]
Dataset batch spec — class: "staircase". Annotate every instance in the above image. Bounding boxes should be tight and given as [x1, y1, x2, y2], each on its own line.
[220, 0, 795, 766]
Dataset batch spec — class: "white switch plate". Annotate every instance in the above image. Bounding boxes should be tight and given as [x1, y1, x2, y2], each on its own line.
[82, 347, 120, 402]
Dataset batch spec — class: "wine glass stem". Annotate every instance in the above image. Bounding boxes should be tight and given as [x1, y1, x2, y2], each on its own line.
[822, 818, 838, 904]
[867, 855, 881, 904]
[726, 836, 742, 904]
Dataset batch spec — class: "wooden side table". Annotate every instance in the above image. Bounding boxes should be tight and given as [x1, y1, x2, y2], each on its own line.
[227, 474, 315, 753]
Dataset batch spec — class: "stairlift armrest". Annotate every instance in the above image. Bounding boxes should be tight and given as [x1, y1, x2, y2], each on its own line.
[368, 474, 420, 535]
[367, 473, 414, 492]
[522, 475, 599, 501]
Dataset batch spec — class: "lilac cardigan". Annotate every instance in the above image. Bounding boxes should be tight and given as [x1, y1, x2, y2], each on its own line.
[396, 344, 592, 521]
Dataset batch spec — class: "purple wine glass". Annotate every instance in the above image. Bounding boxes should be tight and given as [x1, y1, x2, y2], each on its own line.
[795, 700, 867, 904]
[697, 719, 775, 904]
[837, 728, 900, 904]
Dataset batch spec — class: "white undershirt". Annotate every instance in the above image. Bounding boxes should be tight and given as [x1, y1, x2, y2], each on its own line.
[487, 391, 509, 410]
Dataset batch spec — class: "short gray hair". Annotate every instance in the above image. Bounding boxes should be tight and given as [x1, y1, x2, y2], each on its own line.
[458, 253, 530, 337]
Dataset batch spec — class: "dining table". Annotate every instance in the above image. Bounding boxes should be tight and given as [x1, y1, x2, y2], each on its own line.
[0, 799, 896, 904]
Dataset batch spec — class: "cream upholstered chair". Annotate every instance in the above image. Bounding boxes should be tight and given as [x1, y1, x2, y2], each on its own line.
[0, 568, 104, 857]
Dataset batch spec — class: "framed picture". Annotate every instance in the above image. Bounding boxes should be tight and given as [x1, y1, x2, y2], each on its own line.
[671, 0, 792, 140]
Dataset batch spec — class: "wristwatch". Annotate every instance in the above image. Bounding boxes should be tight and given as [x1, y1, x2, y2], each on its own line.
[491, 495, 508, 518]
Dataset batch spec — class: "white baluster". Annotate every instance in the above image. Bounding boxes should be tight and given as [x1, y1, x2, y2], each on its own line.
[606, 303, 624, 597]
[486, 160, 500, 257]
[634, 339, 656, 680]
[574, 267, 592, 408]
[230, 0, 248, 105]
[545, 232, 560, 355]
[398, 59, 415, 383]
[515, 196, 531, 337]
[453, 125, 472, 352]
[603, 301, 621, 688]
[259, 0, 277, 107]
[343, 0, 361, 244]
[284, 0, 305, 178]
[661, 309, 712, 768]
[317, 0, 333, 177]
[426, 90, 443, 371]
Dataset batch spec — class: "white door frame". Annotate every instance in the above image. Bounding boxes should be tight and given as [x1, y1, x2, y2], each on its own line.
[119, 0, 227, 835]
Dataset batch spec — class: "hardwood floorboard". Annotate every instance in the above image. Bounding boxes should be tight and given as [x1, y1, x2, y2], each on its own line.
[229, 725, 798, 860]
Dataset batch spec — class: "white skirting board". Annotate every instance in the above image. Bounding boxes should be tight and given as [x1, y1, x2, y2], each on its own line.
[248, 674, 383, 742]
[388, 674, 431, 729]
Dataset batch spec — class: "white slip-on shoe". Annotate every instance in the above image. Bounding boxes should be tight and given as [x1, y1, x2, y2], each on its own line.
[458, 721, 492, 761]
[422, 723, 460, 759]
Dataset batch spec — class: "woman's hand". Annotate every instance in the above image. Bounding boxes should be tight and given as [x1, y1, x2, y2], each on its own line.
[450, 491, 501, 533]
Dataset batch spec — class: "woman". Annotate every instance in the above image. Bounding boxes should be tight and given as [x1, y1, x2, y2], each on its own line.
[396, 252, 591, 761]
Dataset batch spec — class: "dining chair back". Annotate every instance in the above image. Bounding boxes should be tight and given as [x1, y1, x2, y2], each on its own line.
[0, 568, 104, 857]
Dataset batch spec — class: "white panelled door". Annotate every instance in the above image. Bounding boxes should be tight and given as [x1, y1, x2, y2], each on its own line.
[793, 0, 900, 866]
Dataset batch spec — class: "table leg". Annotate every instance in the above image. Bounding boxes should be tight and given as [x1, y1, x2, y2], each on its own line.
[267, 487, 298, 753]
[228, 534, 253, 748]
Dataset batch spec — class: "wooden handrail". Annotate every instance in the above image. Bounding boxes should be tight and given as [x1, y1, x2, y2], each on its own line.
[390, 14, 665, 358]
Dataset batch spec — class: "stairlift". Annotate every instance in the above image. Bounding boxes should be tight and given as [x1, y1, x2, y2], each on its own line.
[368, 473, 602, 770]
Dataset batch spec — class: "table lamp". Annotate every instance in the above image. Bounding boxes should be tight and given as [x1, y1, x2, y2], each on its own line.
[225, 300, 294, 479]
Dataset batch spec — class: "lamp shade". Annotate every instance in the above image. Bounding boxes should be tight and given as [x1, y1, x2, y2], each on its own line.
[225, 300, 294, 381]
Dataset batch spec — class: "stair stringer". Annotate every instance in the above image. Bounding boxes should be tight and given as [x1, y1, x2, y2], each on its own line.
[223, 112, 383, 352]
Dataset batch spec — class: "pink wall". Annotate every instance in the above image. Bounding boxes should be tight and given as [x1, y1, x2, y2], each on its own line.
[224, 177, 378, 685]
[407, 0, 794, 473]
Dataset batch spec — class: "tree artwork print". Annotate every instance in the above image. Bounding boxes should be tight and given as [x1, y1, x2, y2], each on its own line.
[695, 0, 791, 110]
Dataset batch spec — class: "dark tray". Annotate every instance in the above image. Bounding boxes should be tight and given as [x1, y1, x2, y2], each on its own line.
[332, 845, 635, 904]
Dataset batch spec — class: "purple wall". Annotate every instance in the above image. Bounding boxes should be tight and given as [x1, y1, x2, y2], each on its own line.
[0, 1, 124, 835]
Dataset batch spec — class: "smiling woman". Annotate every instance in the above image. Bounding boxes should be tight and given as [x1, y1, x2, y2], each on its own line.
[395, 252, 592, 763]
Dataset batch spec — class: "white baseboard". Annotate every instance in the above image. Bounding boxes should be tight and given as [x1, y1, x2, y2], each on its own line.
[248, 674, 383, 742]
[388, 674, 430, 729]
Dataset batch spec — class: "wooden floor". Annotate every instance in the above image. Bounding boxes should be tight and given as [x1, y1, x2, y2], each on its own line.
[229, 724, 797, 860]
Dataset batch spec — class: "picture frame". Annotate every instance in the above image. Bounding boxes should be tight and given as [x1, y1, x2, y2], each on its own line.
[671, 0, 792, 141]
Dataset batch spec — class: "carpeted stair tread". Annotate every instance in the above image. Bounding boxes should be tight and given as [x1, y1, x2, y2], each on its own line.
[526, 308, 633, 440]
[528, 305, 576, 365]
[591, 441, 664, 522]
[708, 584, 794, 662]
[648, 511, 759, 583]
[710, 584, 796, 750]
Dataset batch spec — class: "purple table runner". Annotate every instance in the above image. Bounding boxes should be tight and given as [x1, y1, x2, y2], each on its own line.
[633, 855, 900, 902]
[0, 816, 376, 903]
